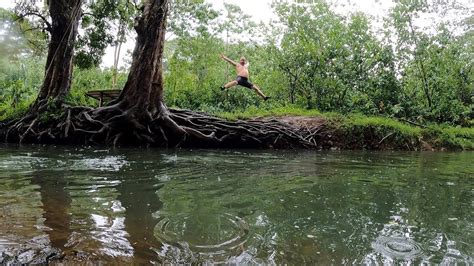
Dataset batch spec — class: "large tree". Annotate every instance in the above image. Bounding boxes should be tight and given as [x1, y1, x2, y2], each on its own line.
[2, 0, 82, 141]
[3, 0, 318, 149]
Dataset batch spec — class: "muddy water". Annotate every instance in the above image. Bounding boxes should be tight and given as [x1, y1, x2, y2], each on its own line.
[0, 145, 472, 264]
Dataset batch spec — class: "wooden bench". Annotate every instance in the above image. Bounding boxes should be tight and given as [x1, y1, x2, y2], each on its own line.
[85, 89, 121, 107]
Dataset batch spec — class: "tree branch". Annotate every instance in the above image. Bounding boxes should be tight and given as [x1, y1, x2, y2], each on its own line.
[14, 12, 52, 32]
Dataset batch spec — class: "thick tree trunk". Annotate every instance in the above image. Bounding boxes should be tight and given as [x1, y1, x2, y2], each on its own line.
[114, 0, 167, 113]
[87, 0, 174, 146]
[31, 0, 82, 111]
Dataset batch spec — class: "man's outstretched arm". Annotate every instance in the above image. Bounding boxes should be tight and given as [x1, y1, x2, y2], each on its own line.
[220, 54, 237, 66]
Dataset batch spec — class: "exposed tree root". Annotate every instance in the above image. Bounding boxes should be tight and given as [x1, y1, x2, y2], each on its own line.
[1, 105, 330, 149]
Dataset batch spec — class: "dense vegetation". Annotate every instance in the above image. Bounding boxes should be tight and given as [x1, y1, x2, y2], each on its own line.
[0, 0, 472, 129]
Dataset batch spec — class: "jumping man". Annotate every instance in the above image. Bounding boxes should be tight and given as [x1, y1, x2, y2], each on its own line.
[220, 54, 270, 101]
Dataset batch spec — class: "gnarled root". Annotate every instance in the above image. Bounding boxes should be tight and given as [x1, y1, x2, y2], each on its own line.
[1, 105, 327, 149]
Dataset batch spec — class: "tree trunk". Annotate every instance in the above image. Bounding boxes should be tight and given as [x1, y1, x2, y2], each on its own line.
[31, 0, 82, 112]
[408, 18, 432, 108]
[115, 0, 168, 114]
[112, 24, 125, 89]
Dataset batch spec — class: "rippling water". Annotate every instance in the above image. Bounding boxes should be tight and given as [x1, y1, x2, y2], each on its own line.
[0, 145, 472, 264]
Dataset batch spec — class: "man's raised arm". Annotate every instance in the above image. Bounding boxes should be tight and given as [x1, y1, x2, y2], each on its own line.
[220, 54, 237, 66]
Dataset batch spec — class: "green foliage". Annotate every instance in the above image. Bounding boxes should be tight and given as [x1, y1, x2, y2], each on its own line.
[11, 0, 137, 69]
[0, 96, 33, 121]
[6, 4, 49, 57]
[0, 56, 128, 116]
[339, 114, 473, 150]
[342, 114, 422, 141]
[168, 0, 220, 38]
[268, 1, 400, 114]
[387, 0, 473, 125]
[75, 0, 137, 69]
[0, 57, 43, 120]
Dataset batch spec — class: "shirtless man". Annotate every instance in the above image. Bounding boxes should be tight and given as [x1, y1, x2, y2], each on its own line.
[220, 54, 270, 101]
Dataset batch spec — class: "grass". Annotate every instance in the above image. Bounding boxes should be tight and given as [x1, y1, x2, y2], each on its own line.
[215, 107, 474, 150]
[214, 105, 326, 121]
[422, 124, 474, 150]
[0, 97, 34, 122]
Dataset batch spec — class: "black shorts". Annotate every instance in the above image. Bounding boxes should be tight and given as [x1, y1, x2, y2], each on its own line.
[236, 76, 253, 89]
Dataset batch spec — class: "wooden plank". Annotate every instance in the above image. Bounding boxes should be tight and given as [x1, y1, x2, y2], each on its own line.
[85, 90, 121, 106]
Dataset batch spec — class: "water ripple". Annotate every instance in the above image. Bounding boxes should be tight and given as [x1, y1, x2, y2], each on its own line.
[70, 156, 129, 171]
[154, 213, 250, 262]
[371, 236, 424, 260]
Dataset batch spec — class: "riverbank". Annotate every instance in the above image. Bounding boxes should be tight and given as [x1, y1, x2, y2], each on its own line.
[1, 106, 472, 150]
[215, 107, 474, 151]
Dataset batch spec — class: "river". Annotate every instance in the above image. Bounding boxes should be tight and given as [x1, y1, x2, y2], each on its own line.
[0, 145, 472, 264]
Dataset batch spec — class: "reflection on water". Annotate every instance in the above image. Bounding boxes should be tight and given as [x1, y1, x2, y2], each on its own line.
[0, 145, 472, 264]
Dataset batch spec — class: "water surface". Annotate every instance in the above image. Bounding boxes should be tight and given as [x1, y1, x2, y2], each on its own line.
[0, 145, 472, 264]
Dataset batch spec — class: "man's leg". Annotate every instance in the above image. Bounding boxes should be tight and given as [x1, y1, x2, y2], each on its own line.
[251, 84, 270, 100]
[221, 80, 238, 90]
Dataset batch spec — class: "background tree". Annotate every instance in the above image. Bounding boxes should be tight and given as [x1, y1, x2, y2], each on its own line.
[75, 0, 137, 70]
[269, 0, 399, 113]
[387, 0, 473, 124]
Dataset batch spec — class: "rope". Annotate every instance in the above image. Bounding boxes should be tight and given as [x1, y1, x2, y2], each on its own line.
[224, 0, 229, 82]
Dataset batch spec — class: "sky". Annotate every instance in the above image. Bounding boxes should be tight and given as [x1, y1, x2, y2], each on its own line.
[0, 0, 471, 67]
